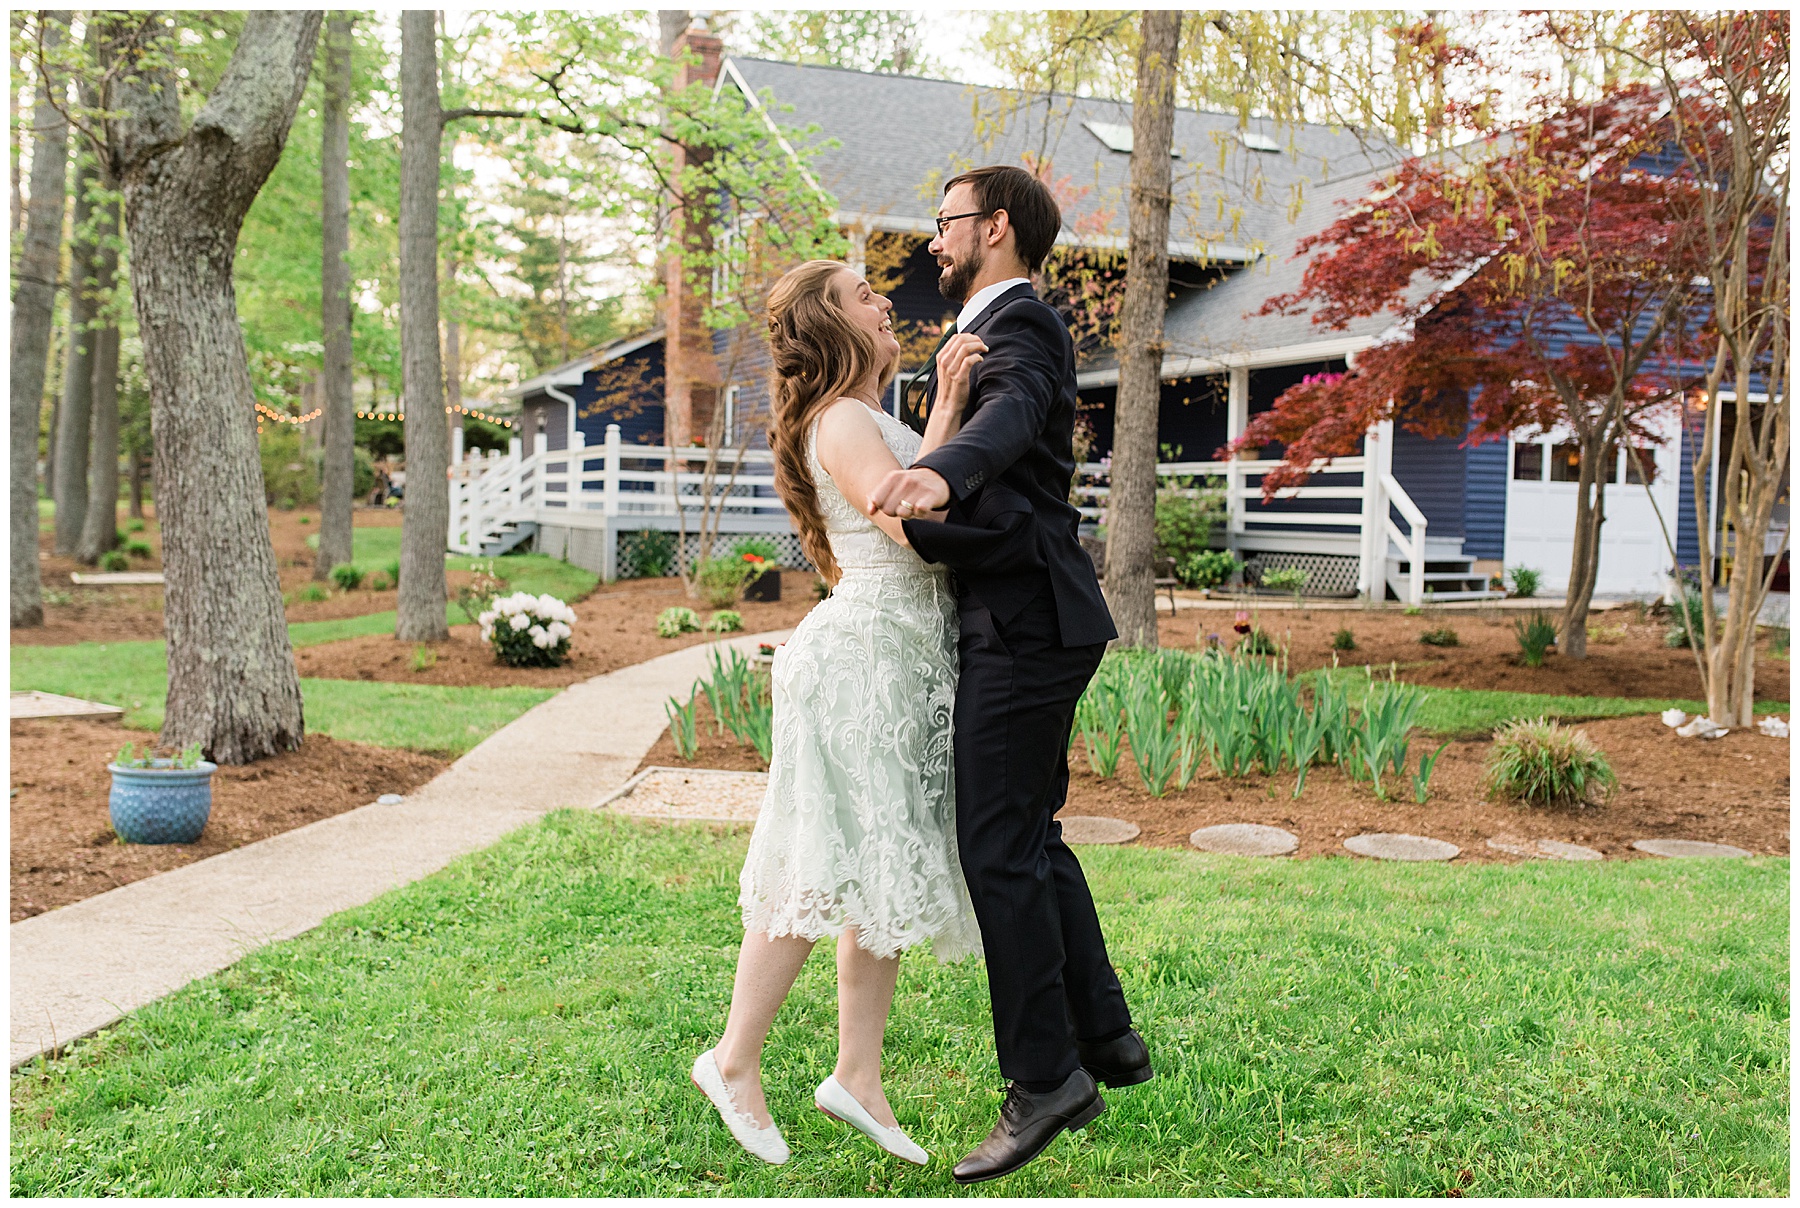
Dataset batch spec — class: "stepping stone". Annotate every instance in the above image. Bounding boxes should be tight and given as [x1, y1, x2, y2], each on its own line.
[1486, 834, 1603, 861]
[1189, 822, 1297, 857]
[69, 571, 164, 585]
[1061, 815, 1141, 845]
[10, 690, 124, 721]
[1343, 832, 1460, 862]
[1632, 838, 1753, 859]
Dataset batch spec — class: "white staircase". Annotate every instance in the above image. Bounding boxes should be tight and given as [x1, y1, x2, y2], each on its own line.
[1383, 536, 1505, 603]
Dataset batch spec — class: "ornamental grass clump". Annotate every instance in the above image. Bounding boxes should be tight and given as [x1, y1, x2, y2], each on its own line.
[1484, 718, 1616, 808]
[479, 592, 576, 668]
[1513, 611, 1557, 667]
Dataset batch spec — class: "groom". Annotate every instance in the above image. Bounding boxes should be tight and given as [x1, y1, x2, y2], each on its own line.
[869, 165, 1152, 1184]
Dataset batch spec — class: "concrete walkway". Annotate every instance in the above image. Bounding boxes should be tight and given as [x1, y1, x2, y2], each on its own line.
[9, 629, 791, 1069]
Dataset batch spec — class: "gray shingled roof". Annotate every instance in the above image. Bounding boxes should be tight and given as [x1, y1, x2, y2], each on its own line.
[725, 57, 1430, 368]
[727, 57, 1399, 258]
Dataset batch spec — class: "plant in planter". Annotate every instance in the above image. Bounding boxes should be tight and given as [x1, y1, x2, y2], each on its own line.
[478, 591, 576, 668]
[692, 553, 772, 608]
[108, 741, 217, 844]
[732, 538, 783, 602]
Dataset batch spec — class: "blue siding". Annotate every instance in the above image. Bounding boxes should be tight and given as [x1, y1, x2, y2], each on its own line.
[1677, 414, 1702, 568]
[1390, 426, 1464, 538]
[1464, 435, 1507, 559]
[575, 340, 666, 447]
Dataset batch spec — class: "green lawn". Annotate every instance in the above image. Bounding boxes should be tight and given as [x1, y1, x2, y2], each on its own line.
[9, 813, 1786, 1196]
[10, 641, 551, 754]
[308, 527, 598, 604]
[1310, 668, 1790, 738]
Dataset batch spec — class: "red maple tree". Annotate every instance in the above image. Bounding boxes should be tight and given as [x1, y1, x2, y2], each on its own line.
[1229, 82, 1710, 654]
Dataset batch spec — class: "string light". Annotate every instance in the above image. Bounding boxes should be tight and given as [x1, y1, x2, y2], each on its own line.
[351, 404, 514, 429]
[255, 401, 323, 425]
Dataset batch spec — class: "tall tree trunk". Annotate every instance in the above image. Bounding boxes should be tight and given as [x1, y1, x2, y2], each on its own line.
[396, 10, 449, 641]
[1103, 9, 1181, 649]
[107, 10, 322, 763]
[128, 447, 145, 519]
[10, 11, 72, 627]
[53, 155, 98, 556]
[316, 12, 355, 582]
[75, 186, 123, 564]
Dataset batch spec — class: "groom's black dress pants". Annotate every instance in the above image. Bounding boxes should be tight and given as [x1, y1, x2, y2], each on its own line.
[954, 589, 1134, 1085]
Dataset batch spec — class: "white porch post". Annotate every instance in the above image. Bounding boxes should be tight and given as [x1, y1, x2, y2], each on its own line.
[847, 225, 868, 277]
[603, 423, 622, 517]
[1226, 366, 1248, 547]
[1357, 423, 1386, 601]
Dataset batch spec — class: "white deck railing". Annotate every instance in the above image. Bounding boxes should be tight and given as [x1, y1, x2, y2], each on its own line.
[451, 421, 1434, 603]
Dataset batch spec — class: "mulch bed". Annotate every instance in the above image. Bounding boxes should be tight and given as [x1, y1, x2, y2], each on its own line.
[9, 717, 449, 922]
[636, 695, 1788, 866]
[293, 572, 822, 689]
[16, 504, 409, 645]
[1160, 601, 1789, 702]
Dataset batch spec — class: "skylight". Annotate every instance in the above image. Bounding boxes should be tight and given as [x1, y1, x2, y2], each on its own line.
[1083, 120, 1181, 158]
[1238, 130, 1283, 153]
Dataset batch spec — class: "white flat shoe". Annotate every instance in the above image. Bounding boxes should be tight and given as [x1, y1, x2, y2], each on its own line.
[692, 1049, 790, 1165]
[815, 1075, 929, 1165]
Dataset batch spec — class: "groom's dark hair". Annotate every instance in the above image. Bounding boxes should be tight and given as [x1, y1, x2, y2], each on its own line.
[944, 165, 1062, 273]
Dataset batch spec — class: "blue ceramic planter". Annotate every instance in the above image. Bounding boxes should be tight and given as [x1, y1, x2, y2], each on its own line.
[107, 760, 217, 844]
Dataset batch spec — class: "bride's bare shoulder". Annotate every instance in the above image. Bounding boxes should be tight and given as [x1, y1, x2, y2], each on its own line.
[814, 397, 885, 443]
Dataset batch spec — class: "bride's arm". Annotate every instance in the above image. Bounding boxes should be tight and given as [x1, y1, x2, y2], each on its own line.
[814, 399, 935, 549]
[915, 333, 987, 457]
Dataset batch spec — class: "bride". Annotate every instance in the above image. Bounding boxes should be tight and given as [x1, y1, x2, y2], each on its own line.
[691, 259, 988, 1166]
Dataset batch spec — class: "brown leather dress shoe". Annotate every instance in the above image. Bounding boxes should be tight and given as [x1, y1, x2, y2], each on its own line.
[951, 1068, 1105, 1185]
[1078, 1027, 1154, 1088]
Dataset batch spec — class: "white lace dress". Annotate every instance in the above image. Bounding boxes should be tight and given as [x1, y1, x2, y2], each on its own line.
[738, 406, 983, 962]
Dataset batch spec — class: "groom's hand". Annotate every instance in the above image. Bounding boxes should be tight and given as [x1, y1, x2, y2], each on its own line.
[868, 466, 951, 518]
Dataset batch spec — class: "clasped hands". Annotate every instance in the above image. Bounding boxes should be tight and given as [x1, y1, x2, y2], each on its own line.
[868, 332, 985, 519]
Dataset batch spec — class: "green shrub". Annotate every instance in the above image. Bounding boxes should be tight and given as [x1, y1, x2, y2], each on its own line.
[656, 606, 701, 638]
[1262, 567, 1307, 595]
[692, 554, 767, 609]
[353, 447, 376, 499]
[1154, 486, 1225, 568]
[1665, 589, 1706, 648]
[294, 582, 330, 604]
[1418, 625, 1460, 647]
[329, 562, 364, 591]
[1179, 549, 1241, 590]
[126, 519, 146, 533]
[385, 559, 401, 586]
[1507, 566, 1541, 598]
[1484, 718, 1615, 808]
[1514, 611, 1557, 667]
[122, 539, 152, 559]
[298, 515, 311, 524]
[705, 610, 743, 633]
[259, 428, 320, 509]
[98, 551, 129, 572]
[627, 529, 677, 579]
[365, 572, 392, 592]
[1331, 627, 1357, 652]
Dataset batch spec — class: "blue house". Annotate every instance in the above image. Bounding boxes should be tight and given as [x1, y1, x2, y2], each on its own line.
[501, 31, 1776, 601]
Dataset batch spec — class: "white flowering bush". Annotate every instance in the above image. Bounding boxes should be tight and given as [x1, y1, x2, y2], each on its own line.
[479, 591, 576, 668]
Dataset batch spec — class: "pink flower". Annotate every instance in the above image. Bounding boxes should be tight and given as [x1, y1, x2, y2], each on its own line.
[1233, 610, 1252, 635]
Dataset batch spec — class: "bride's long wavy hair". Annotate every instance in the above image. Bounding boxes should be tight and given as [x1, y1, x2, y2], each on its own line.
[765, 260, 895, 586]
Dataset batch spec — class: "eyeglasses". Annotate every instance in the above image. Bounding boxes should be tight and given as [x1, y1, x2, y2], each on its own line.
[934, 210, 991, 236]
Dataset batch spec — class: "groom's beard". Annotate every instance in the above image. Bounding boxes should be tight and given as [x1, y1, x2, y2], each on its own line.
[937, 245, 985, 305]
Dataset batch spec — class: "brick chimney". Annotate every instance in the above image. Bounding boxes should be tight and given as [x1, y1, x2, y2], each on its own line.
[663, 14, 724, 449]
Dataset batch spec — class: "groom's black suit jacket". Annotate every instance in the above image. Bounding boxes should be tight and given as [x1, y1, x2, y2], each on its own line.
[900, 283, 1116, 648]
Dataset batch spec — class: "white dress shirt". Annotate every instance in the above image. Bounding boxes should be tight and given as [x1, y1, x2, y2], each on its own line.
[955, 276, 1033, 334]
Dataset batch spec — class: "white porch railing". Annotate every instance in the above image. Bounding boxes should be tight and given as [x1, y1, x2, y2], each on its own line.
[452, 421, 1434, 603]
[1071, 428, 1433, 604]
[449, 422, 787, 558]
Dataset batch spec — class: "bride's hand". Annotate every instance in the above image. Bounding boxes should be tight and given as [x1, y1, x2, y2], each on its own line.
[930, 333, 987, 423]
